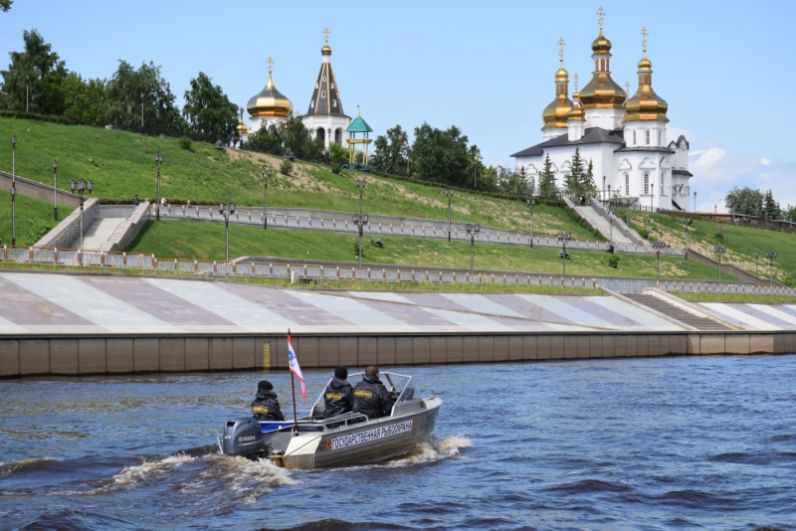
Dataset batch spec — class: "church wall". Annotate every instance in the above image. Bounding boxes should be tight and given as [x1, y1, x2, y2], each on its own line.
[584, 108, 625, 130]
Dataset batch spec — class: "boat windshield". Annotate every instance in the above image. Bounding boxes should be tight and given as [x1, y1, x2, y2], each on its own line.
[309, 371, 414, 418]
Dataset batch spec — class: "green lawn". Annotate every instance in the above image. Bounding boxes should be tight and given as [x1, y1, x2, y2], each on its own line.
[0, 116, 596, 240]
[618, 208, 796, 285]
[128, 220, 731, 281]
[0, 193, 73, 247]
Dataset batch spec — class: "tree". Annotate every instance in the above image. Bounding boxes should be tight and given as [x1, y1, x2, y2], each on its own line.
[582, 159, 598, 198]
[106, 60, 183, 135]
[538, 153, 557, 200]
[1, 0, 13, 12]
[183, 72, 239, 143]
[370, 124, 409, 175]
[763, 189, 781, 220]
[410, 123, 473, 186]
[329, 142, 348, 173]
[248, 123, 284, 155]
[565, 147, 585, 197]
[1, 30, 68, 114]
[281, 115, 323, 161]
[725, 187, 764, 217]
[62, 72, 109, 125]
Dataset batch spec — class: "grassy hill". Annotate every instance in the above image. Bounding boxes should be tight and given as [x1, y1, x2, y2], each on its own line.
[0, 116, 596, 240]
[129, 220, 729, 281]
[619, 208, 796, 285]
[0, 194, 72, 247]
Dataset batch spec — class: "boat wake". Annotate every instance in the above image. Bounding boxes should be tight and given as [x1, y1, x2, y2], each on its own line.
[199, 455, 297, 504]
[387, 434, 473, 467]
[85, 454, 197, 495]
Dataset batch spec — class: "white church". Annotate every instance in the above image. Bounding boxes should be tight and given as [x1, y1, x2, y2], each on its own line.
[511, 11, 693, 211]
[239, 29, 351, 151]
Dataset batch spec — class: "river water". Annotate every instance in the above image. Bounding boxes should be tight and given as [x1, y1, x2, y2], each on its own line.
[1, 354, 795, 529]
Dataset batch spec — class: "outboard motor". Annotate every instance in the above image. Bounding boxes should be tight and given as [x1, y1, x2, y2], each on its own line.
[221, 417, 267, 457]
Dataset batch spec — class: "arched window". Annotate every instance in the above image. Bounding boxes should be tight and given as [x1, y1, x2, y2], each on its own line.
[624, 173, 630, 196]
[643, 172, 650, 194]
[321, 90, 326, 98]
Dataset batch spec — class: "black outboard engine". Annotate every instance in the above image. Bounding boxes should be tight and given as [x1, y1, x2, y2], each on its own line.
[221, 417, 267, 457]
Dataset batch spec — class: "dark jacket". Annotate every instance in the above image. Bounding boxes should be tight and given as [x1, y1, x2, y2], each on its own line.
[323, 377, 354, 419]
[251, 390, 285, 421]
[353, 375, 392, 419]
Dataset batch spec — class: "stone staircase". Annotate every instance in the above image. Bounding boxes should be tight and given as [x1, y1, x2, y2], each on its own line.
[562, 196, 644, 245]
[626, 293, 733, 331]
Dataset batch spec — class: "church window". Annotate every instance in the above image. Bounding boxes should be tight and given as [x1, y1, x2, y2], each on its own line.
[645, 130, 650, 145]
[660, 173, 664, 191]
[643, 173, 650, 194]
[624, 173, 630, 196]
[321, 90, 326, 98]
[632, 130, 636, 145]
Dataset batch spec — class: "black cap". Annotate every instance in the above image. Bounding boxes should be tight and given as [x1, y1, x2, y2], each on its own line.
[258, 380, 273, 392]
[334, 367, 348, 380]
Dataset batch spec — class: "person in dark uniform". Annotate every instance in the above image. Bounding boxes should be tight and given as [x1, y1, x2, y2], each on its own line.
[352, 366, 393, 419]
[250, 380, 285, 421]
[323, 367, 354, 418]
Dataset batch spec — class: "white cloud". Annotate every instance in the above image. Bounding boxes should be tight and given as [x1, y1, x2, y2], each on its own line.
[760, 157, 771, 166]
[692, 147, 727, 173]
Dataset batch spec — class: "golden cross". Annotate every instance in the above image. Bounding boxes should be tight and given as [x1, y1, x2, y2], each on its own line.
[557, 37, 565, 66]
[267, 56, 274, 74]
[597, 6, 605, 33]
[323, 27, 330, 44]
[641, 26, 648, 57]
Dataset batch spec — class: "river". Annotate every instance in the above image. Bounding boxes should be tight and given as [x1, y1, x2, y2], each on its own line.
[1, 354, 795, 529]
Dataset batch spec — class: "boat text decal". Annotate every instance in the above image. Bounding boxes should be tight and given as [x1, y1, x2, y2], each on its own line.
[329, 420, 414, 450]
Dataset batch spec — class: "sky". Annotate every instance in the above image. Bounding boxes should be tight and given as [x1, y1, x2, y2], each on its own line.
[1, 0, 795, 212]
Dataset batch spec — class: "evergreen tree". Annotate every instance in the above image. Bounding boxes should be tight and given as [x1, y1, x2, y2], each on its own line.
[565, 147, 584, 197]
[538, 153, 557, 200]
[763, 189, 781, 220]
[582, 159, 598, 199]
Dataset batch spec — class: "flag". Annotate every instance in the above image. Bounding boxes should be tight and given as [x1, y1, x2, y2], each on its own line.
[287, 331, 306, 402]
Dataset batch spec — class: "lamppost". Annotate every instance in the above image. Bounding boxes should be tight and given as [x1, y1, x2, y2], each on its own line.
[526, 198, 535, 247]
[714, 245, 726, 281]
[25, 75, 29, 113]
[443, 187, 454, 241]
[465, 223, 480, 272]
[602, 175, 606, 203]
[356, 178, 366, 215]
[353, 213, 369, 264]
[606, 184, 614, 246]
[557, 231, 571, 275]
[693, 191, 697, 212]
[765, 250, 777, 287]
[69, 179, 94, 253]
[652, 241, 666, 281]
[219, 202, 236, 273]
[10, 136, 16, 246]
[52, 159, 59, 220]
[140, 92, 145, 129]
[154, 152, 163, 220]
[682, 217, 692, 262]
[260, 165, 273, 229]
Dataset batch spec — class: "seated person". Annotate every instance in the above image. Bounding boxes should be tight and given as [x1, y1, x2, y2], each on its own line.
[250, 380, 285, 421]
[352, 366, 393, 419]
[323, 366, 354, 419]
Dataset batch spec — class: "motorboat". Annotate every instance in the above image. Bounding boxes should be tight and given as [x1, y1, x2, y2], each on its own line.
[219, 371, 442, 469]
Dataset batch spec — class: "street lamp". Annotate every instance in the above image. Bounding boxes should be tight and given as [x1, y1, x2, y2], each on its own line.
[602, 175, 606, 202]
[693, 191, 697, 212]
[556, 231, 571, 275]
[140, 92, 145, 129]
[52, 159, 59, 220]
[353, 213, 369, 264]
[714, 245, 726, 281]
[10, 136, 16, 246]
[652, 241, 666, 281]
[465, 223, 480, 273]
[219, 202, 236, 273]
[765, 250, 777, 287]
[443, 187, 454, 241]
[526, 198, 535, 247]
[69, 178, 94, 253]
[260, 165, 273, 229]
[154, 152, 163, 221]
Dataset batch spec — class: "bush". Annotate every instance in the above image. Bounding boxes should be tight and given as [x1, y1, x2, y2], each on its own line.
[179, 136, 193, 151]
[607, 255, 620, 269]
[280, 159, 293, 176]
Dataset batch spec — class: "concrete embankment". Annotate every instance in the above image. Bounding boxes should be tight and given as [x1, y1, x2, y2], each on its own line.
[1, 330, 794, 377]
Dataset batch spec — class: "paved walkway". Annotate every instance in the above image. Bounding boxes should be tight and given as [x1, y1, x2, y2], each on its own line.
[572, 204, 635, 244]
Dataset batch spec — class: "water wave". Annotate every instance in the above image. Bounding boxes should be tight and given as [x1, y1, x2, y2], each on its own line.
[0, 456, 56, 477]
[386, 434, 473, 468]
[199, 454, 297, 504]
[547, 478, 633, 494]
[85, 454, 196, 495]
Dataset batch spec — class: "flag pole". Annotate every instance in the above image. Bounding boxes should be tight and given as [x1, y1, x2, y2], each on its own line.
[289, 329, 299, 435]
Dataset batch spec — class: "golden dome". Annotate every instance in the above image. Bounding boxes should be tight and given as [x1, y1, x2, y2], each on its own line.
[591, 32, 612, 54]
[543, 67, 572, 129]
[579, 29, 626, 110]
[624, 58, 668, 122]
[236, 122, 249, 134]
[247, 59, 292, 119]
[321, 44, 332, 56]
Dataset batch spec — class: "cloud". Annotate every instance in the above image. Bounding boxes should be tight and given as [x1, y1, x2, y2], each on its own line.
[760, 157, 771, 166]
[692, 147, 727, 173]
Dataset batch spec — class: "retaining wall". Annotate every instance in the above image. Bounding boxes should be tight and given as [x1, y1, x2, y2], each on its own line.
[1, 330, 793, 377]
[0, 171, 82, 207]
[33, 198, 100, 249]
